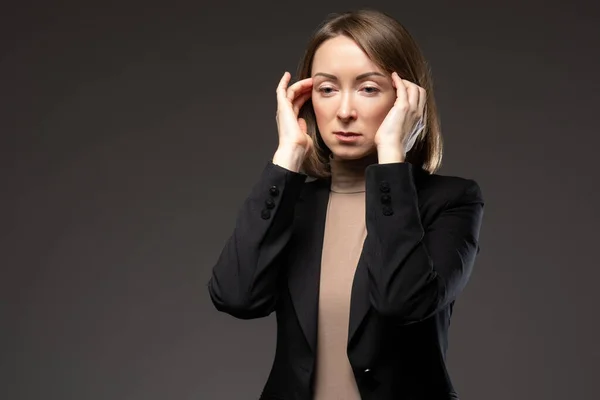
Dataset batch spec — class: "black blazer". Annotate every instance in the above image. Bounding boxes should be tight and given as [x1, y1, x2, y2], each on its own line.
[208, 160, 485, 400]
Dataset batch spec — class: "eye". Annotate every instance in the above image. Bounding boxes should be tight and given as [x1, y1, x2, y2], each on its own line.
[362, 86, 380, 94]
[318, 87, 335, 95]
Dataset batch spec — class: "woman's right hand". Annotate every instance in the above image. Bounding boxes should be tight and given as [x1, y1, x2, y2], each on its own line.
[273, 72, 314, 172]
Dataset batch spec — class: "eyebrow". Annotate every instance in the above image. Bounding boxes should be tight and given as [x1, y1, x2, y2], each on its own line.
[312, 71, 387, 81]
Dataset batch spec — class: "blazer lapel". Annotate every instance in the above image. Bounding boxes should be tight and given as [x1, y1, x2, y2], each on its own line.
[348, 252, 370, 347]
[287, 178, 330, 354]
[288, 163, 429, 352]
[347, 163, 429, 346]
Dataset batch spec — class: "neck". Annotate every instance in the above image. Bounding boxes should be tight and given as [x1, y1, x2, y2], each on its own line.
[329, 153, 377, 193]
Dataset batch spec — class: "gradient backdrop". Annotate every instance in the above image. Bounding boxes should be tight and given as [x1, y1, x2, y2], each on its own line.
[3, 0, 599, 399]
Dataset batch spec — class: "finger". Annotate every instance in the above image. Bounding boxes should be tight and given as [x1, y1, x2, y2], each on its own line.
[392, 72, 408, 108]
[298, 117, 308, 136]
[287, 77, 313, 102]
[287, 84, 312, 105]
[417, 87, 427, 118]
[276, 72, 291, 99]
[292, 91, 312, 115]
[287, 79, 313, 103]
[403, 80, 420, 113]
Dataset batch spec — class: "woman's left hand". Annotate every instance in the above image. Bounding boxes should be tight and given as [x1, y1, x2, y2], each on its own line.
[374, 72, 427, 162]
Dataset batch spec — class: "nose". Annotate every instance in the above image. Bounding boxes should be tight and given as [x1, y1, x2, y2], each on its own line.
[337, 92, 357, 121]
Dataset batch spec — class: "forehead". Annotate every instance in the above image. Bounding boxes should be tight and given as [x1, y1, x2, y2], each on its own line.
[311, 35, 383, 76]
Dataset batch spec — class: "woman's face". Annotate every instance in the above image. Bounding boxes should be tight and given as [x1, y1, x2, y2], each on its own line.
[311, 35, 396, 160]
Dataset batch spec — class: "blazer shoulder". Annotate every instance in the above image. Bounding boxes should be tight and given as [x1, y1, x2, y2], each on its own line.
[423, 171, 484, 205]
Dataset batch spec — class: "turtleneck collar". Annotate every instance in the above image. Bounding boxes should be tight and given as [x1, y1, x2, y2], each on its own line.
[329, 153, 377, 194]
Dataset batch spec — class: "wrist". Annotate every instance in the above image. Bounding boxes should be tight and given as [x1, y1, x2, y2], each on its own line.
[273, 145, 307, 172]
[376, 146, 405, 164]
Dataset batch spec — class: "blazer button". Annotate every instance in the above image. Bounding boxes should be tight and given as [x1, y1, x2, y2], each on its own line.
[382, 205, 394, 216]
[379, 181, 390, 193]
[269, 186, 279, 196]
[265, 198, 275, 209]
[361, 367, 377, 389]
[380, 194, 391, 204]
[261, 209, 271, 219]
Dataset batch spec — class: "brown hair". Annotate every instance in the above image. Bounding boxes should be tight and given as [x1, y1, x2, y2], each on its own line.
[296, 9, 443, 178]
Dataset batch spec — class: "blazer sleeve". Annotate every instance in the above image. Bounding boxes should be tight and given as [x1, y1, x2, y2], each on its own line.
[207, 161, 307, 319]
[362, 162, 484, 324]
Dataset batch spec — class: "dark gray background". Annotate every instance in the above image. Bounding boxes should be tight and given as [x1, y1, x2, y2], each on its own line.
[2, 0, 599, 399]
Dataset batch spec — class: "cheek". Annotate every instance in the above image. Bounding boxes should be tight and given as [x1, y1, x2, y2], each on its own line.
[311, 97, 332, 120]
[362, 98, 394, 123]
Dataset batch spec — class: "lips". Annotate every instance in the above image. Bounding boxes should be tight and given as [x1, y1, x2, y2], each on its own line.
[333, 131, 361, 136]
[333, 131, 362, 143]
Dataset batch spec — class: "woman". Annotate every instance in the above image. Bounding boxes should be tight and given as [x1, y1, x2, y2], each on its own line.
[208, 9, 484, 400]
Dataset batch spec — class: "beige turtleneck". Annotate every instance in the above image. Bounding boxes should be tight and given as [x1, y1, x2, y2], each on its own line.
[313, 155, 375, 400]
